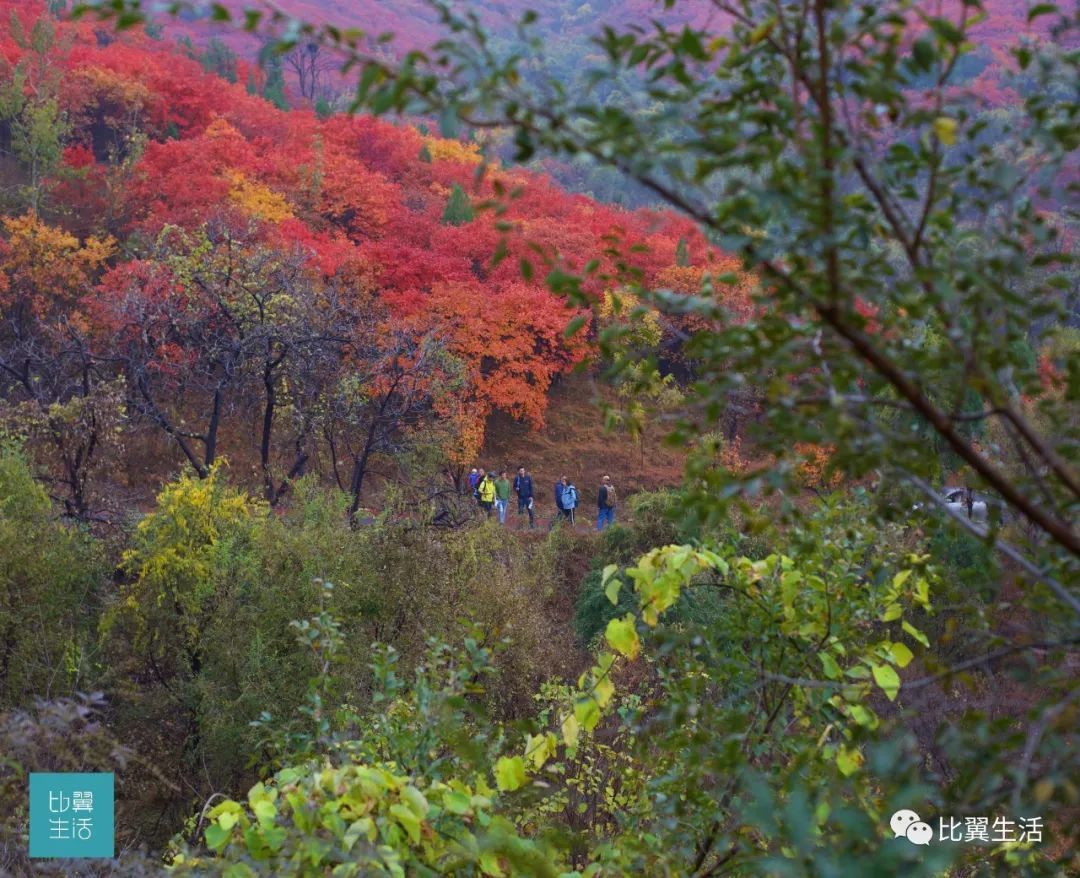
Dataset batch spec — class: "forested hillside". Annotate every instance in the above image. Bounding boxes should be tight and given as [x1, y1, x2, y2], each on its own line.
[1, 0, 1078, 876]
[0, 0, 744, 518]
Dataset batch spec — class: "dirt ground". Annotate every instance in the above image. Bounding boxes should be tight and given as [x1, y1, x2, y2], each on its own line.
[478, 370, 688, 527]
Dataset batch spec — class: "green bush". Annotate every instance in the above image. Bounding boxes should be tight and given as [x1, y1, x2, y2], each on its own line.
[0, 444, 105, 710]
[100, 469, 590, 830]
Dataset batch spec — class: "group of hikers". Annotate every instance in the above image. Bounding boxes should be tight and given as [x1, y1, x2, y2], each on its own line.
[466, 466, 618, 531]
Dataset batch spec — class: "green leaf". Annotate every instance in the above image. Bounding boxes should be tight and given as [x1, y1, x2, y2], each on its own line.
[818, 651, 841, 680]
[205, 823, 231, 852]
[748, 18, 775, 45]
[389, 803, 422, 843]
[480, 850, 506, 877]
[880, 602, 903, 622]
[603, 564, 621, 604]
[495, 755, 527, 792]
[889, 642, 914, 669]
[442, 790, 472, 815]
[564, 315, 587, 339]
[574, 695, 601, 732]
[605, 613, 640, 660]
[561, 712, 580, 748]
[847, 704, 878, 729]
[932, 116, 957, 145]
[872, 663, 901, 701]
[902, 620, 930, 648]
[1027, 3, 1059, 22]
[836, 745, 863, 776]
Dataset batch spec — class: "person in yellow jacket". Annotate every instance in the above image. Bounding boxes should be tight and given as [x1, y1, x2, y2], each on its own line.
[476, 470, 497, 518]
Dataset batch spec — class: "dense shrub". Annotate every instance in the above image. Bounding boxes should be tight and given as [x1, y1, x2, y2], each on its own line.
[98, 468, 589, 838]
[0, 694, 163, 877]
[0, 444, 106, 710]
[573, 488, 750, 644]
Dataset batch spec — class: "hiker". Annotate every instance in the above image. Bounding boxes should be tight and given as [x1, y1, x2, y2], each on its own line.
[552, 475, 567, 526]
[473, 467, 486, 505]
[467, 467, 480, 496]
[477, 469, 496, 518]
[514, 466, 535, 528]
[494, 470, 511, 525]
[562, 477, 579, 526]
[597, 474, 617, 531]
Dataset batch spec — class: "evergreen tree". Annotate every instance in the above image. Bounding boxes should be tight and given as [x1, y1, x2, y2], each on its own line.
[0, 19, 68, 213]
[262, 54, 289, 111]
[675, 236, 690, 267]
[202, 38, 238, 84]
[418, 143, 433, 163]
[315, 97, 333, 119]
[176, 34, 197, 60]
[441, 184, 474, 226]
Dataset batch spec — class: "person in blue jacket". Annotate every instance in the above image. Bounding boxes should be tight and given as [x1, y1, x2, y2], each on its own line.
[513, 466, 535, 528]
[562, 477, 579, 525]
[552, 476, 567, 526]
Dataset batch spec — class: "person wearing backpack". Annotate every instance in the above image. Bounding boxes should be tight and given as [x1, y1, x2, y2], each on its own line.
[552, 476, 567, 527]
[514, 466, 535, 528]
[477, 469, 496, 518]
[562, 478, 579, 526]
[597, 474, 617, 531]
[494, 470, 511, 525]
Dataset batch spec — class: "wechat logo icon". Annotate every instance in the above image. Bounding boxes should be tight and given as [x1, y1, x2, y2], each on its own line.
[891, 809, 933, 846]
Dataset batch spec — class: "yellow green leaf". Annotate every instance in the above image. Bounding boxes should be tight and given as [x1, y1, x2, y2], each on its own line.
[601, 564, 621, 605]
[525, 732, 557, 770]
[480, 851, 505, 877]
[1034, 778, 1054, 804]
[889, 642, 914, 668]
[252, 799, 276, 824]
[872, 663, 901, 701]
[574, 695, 601, 732]
[205, 823, 230, 852]
[442, 790, 471, 815]
[605, 613, 640, 660]
[561, 712, 580, 748]
[902, 620, 929, 648]
[749, 17, 775, 45]
[818, 651, 841, 680]
[494, 755, 527, 792]
[389, 803, 421, 843]
[933, 116, 957, 145]
[593, 673, 615, 708]
[836, 745, 863, 776]
[847, 703, 878, 729]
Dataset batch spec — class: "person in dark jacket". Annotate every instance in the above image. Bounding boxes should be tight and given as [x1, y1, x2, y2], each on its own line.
[597, 474, 617, 531]
[514, 466, 535, 528]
